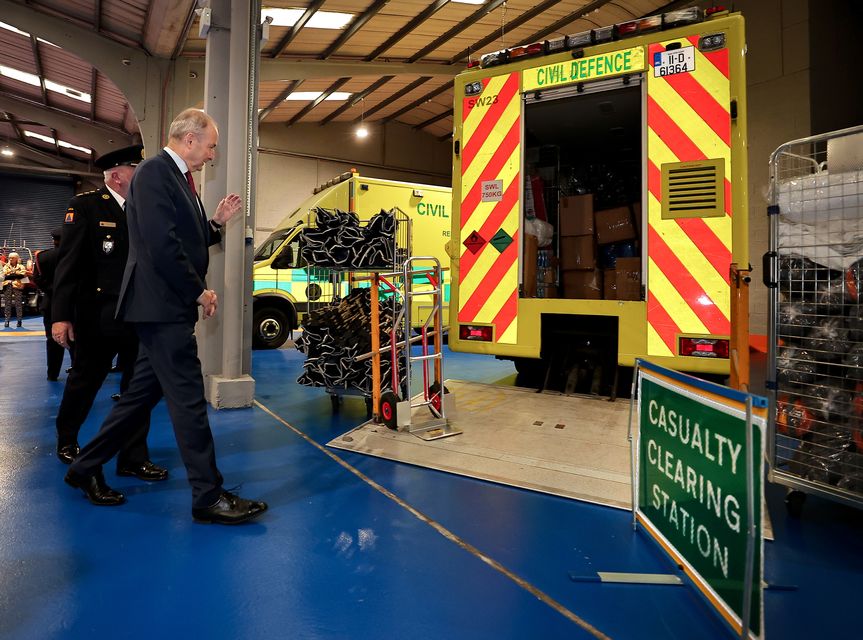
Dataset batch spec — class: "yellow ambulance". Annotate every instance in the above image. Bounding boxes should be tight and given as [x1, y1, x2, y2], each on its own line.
[253, 171, 452, 349]
[449, 8, 749, 390]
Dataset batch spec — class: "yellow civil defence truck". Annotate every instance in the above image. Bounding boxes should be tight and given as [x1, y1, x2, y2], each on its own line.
[253, 171, 452, 349]
[449, 8, 749, 389]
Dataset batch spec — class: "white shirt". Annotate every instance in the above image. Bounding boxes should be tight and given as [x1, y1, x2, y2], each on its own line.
[163, 146, 189, 175]
[163, 146, 203, 217]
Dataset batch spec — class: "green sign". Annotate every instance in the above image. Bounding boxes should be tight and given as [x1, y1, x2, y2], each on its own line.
[489, 228, 513, 253]
[523, 47, 645, 92]
[636, 362, 766, 639]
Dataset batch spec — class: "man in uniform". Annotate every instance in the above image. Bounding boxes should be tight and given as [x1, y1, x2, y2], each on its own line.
[51, 144, 167, 482]
[33, 229, 68, 380]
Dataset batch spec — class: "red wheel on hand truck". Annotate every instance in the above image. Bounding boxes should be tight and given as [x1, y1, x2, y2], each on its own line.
[428, 382, 449, 416]
[380, 391, 400, 430]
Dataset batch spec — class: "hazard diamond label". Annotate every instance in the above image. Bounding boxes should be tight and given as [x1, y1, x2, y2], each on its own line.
[489, 228, 513, 253]
[463, 230, 486, 255]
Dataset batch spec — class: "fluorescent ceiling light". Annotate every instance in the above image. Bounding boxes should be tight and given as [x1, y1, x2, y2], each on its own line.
[0, 21, 28, 36]
[0, 21, 58, 46]
[450, 0, 485, 4]
[24, 130, 91, 154]
[0, 65, 90, 102]
[45, 79, 91, 103]
[261, 8, 353, 29]
[1, 148, 14, 157]
[285, 91, 352, 101]
[0, 65, 40, 87]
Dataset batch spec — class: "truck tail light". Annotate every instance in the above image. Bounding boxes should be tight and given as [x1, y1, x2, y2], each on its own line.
[679, 337, 730, 359]
[459, 325, 493, 342]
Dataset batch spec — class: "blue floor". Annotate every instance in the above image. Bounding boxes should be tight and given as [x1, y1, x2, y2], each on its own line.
[0, 316, 860, 639]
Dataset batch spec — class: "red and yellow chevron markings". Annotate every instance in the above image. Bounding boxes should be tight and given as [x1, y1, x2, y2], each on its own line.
[458, 72, 522, 344]
[646, 38, 732, 357]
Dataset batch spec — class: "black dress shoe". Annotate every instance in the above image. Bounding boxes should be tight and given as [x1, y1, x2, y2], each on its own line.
[47, 375, 59, 382]
[64, 470, 125, 506]
[111, 393, 121, 401]
[192, 491, 268, 525]
[116, 460, 168, 481]
[57, 443, 80, 464]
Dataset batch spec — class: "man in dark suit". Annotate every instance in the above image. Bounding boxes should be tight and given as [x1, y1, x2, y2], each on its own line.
[65, 109, 267, 525]
[51, 145, 166, 479]
[33, 228, 66, 381]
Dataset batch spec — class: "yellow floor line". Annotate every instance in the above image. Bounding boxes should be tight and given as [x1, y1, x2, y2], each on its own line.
[254, 398, 613, 640]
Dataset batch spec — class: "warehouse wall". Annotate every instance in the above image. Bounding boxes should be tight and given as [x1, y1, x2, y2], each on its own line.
[734, 0, 812, 342]
[255, 120, 452, 244]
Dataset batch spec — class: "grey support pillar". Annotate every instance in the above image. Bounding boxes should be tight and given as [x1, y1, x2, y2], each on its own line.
[199, 0, 259, 407]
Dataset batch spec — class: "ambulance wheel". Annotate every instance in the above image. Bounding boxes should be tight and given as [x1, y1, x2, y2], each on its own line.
[785, 490, 806, 518]
[253, 306, 289, 349]
[428, 382, 450, 416]
[380, 392, 399, 430]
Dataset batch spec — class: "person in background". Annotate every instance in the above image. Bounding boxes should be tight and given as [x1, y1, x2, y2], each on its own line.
[2, 251, 27, 328]
[50, 144, 166, 484]
[33, 229, 69, 381]
[64, 108, 267, 525]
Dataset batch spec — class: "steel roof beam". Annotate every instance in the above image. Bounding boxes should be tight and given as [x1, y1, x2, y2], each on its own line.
[380, 80, 453, 124]
[357, 77, 433, 122]
[29, 36, 49, 105]
[285, 77, 350, 126]
[271, 0, 326, 58]
[409, 0, 506, 63]
[366, 0, 450, 61]
[448, 0, 567, 64]
[0, 137, 92, 172]
[0, 92, 134, 153]
[320, 0, 389, 59]
[413, 108, 453, 131]
[89, 68, 97, 122]
[515, 0, 616, 46]
[259, 79, 304, 123]
[320, 75, 394, 125]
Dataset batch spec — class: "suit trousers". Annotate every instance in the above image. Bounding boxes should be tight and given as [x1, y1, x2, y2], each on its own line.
[41, 307, 66, 380]
[56, 327, 147, 465]
[70, 320, 223, 508]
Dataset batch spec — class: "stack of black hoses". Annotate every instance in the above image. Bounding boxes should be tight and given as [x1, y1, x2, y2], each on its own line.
[301, 207, 396, 269]
[776, 255, 863, 490]
[296, 288, 406, 395]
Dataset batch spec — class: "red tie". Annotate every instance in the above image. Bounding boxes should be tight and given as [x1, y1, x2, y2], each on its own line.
[185, 171, 197, 196]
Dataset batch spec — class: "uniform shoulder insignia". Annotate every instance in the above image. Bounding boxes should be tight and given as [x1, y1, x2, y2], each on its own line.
[102, 194, 110, 200]
[65, 208, 75, 224]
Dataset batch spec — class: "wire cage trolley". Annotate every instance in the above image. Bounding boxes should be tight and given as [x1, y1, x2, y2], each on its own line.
[294, 207, 411, 416]
[766, 125, 863, 515]
[371, 256, 460, 441]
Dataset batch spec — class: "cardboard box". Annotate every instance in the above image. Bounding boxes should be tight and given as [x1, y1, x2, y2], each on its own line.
[632, 202, 642, 235]
[561, 269, 602, 299]
[595, 206, 636, 244]
[615, 257, 641, 300]
[523, 234, 538, 298]
[559, 235, 595, 270]
[603, 268, 617, 300]
[536, 283, 558, 299]
[559, 194, 594, 236]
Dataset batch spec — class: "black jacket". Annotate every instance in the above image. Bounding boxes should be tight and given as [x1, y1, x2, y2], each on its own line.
[52, 186, 129, 333]
[33, 247, 58, 313]
[117, 150, 221, 324]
